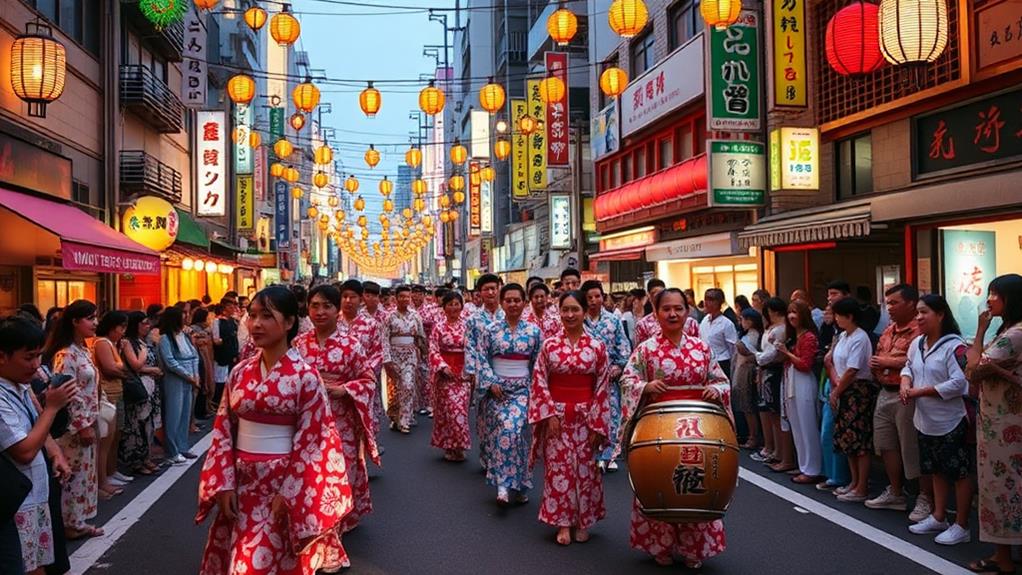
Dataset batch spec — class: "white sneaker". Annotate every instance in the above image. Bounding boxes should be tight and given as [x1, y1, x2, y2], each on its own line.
[107, 477, 129, 487]
[934, 523, 970, 545]
[112, 472, 135, 483]
[909, 494, 933, 523]
[909, 515, 949, 535]
[866, 486, 907, 511]
[607, 461, 619, 471]
[497, 486, 509, 504]
[169, 454, 188, 465]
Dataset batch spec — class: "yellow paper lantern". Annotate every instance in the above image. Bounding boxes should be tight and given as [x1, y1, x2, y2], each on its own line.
[345, 175, 359, 193]
[402, 207, 413, 219]
[450, 140, 468, 166]
[249, 131, 261, 149]
[539, 76, 566, 103]
[412, 178, 427, 196]
[383, 199, 394, 213]
[600, 67, 628, 98]
[449, 174, 465, 192]
[481, 166, 495, 181]
[289, 112, 306, 131]
[284, 166, 300, 183]
[292, 78, 320, 113]
[470, 169, 482, 187]
[274, 138, 293, 159]
[548, 5, 579, 45]
[518, 114, 538, 135]
[181, 257, 195, 271]
[307, 206, 319, 219]
[227, 74, 256, 105]
[244, 6, 267, 30]
[439, 195, 451, 208]
[194, 0, 218, 9]
[448, 209, 459, 222]
[328, 195, 339, 208]
[10, 22, 66, 118]
[313, 171, 329, 188]
[318, 220, 329, 231]
[422, 215, 433, 226]
[335, 209, 346, 221]
[270, 162, 285, 178]
[414, 198, 426, 212]
[360, 81, 381, 118]
[357, 215, 368, 227]
[406, 147, 422, 169]
[270, 4, 301, 46]
[354, 196, 366, 211]
[122, 196, 178, 252]
[319, 214, 329, 225]
[701, 0, 742, 30]
[379, 176, 393, 196]
[419, 80, 445, 116]
[314, 145, 333, 165]
[879, 0, 949, 65]
[291, 187, 304, 199]
[608, 0, 649, 38]
[494, 138, 511, 160]
[364, 144, 380, 168]
[479, 78, 506, 114]
[453, 190, 466, 204]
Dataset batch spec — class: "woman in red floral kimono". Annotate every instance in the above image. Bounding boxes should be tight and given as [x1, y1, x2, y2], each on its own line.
[620, 288, 732, 569]
[529, 290, 612, 546]
[196, 286, 352, 575]
[293, 283, 378, 543]
[429, 292, 473, 462]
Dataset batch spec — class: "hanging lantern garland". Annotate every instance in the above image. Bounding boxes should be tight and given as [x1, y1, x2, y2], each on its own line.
[140, 0, 189, 29]
[227, 74, 256, 105]
[825, 2, 885, 76]
[479, 78, 506, 114]
[419, 80, 445, 116]
[406, 147, 422, 169]
[539, 75, 566, 104]
[293, 77, 320, 113]
[365, 145, 380, 168]
[494, 138, 511, 160]
[360, 81, 382, 117]
[289, 112, 306, 131]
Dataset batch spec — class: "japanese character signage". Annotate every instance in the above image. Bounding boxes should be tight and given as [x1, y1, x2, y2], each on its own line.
[914, 88, 1022, 175]
[253, 146, 266, 202]
[469, 161, 482, 236]
[511, 99, 530, 200]
[274, 180, 290, 250]
[182, 9, 206, 108]
[771, 0, 807, 108]
[622, 37, 704, 137]
[233, 104, 252, 175]
[591, 100, 619, 161]
[236, 175, 254, 231]
[769, 127, 818, 190]
[942, 229, 997, 342]
[545, 52, 570, 167]
[549, 194, 571, 249]
[195, 111, 226, 216]
[707, 10, 761, 132]
[707, 140, 766, 207]
[269, 108, 284, 143]
[121, 196, 179, 252]
[526, 79, 548, 192]
[976, 1, 1022, 71]
[480, 179, 493, 235]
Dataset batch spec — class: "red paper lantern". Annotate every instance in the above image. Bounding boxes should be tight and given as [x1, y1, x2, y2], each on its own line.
[825, 1, 885, 76]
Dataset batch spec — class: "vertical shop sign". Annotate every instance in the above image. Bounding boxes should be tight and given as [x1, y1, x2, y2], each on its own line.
[233, 104, 252, 175]
[707, 10, 761, 131]
[549, 194, 572, 249]
[253, 146, 266, 202]
[195, 111, 227, 216]
[527, 79, 548, 192]
[469, 161, 482, 236]
[269, 108, 284, 142]
[771, 0, 807, 108]
[480, 179, 493, 234]
[470, 110, 490, 159]
[769, 127, 819, 190]
[707, 140, 766, 206]
[943, 230, 998, 341]
[274, 181, 290, 250]
[511, 99, 529, 200]
[182, 9, 206, 107]
[236, 175, 254, 230]
[545, 52, 570, 167]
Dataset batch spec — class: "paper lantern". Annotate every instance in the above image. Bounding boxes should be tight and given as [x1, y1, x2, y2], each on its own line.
[383, 199, 394, 213]
[354, 196, 366, 211]
[314, 171, 329, 188]
[226, 74, 256, 105]
[270, 4, 301, 46]
[825, 3, 884, 76]
[249, 131, 261, 149]
[470, 169, 482, 187]
[328, 195, 339, 208]
[419, 80, 445, 116]
[402, 207, 414, 219]
[181, 257, 194, 271]
[608, 0, 648, 38]
[345, 175, 359, 193]
[448, 210, 459, 222]
[600, 67, 628, 98]
[548, 5, 578, 46]
[205, 260, 218, 274]
[879, 0, 949, 65]
[518, 114, 538, 135]
[274, 138, 293, 159]
[414, 198, 426, 212]
[481, 166, 495, 181]
[270, 162, 285, 178]
[479, 78, 506, 114]
[700, 0, 742, 31]
[284, 166, 300, 183]
[450, 140, 468, 165]
[291, 186, 303, 199]
[406, 147, 422, 169]
[289, 112, 306, 131]
[364, 144, 380, 168]
[335, 209, 346, 221]
[293, 78, 320, 113]
[494, 138, 511, 160]
[539, 76, 565, 103]
[194, 0, 218, 9]
[307, 206, 319, 219]
[314, 145, 333, 165]
[453, 190, 466, 203]
[244, 6, 267, 30]
[122, 196, 178, 252]
[449, 174, 465, 192]
[360, 81, 381, 117]
[412, 178, 427, 196]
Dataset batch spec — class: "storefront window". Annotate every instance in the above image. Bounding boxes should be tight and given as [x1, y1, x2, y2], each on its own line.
[630, 30, 656, 76]
[837, 132, 873, 198]
[610, 161, 620, 188]
[668, 0, 703, 51]
[659, 138, 673, 170]
[691, 262, 758, 305]
[678, 124, 693, 159]
[622, 155, 632, 183]
[37, 278, 96, 310]
[635, 148, 646, 178]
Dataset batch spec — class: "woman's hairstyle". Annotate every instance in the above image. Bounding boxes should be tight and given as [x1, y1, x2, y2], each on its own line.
[290, 284, 309, 317]
[560, 268, 581, 282]
[580, 279, 604, 296]
[124, 311, 148, 340]
[252, 286, 301, 344]
[158, 306, 186, 355]
[0, 316, 46, 355]
[831, 297, 862, 325]
[441, 291, 464, 308]
[734, 295, 751, 313]
[338, 279, 364, 296]
[475, 273, 501, 290]
[97, 310, 129, 337]
[786, 300, 819, 342]
[528, 282, 550, 296]
[43, 299, 98, 365]
[763, 297, 788, 320]
[191, 308, 210, 327]
[918, 294, 961, 337]
[558, 290, 585, 308]
[309, 284, 342, 308]
[740, 307, 765, 335]
[654, 287, 688, 311]
[500, 283, 526, 300]
[989, 273, 1022, 335]
[16, 303, 43, 324]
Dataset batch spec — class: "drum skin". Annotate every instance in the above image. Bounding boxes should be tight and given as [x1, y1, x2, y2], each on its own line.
[626, 400, 739, 523]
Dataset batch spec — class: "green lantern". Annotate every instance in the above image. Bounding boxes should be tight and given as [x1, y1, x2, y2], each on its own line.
[139, 0, 188, 30]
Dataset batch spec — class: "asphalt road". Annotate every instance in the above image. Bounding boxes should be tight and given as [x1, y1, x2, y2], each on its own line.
[72, 417, 994, 575]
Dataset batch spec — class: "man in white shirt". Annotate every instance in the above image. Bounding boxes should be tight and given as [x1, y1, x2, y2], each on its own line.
[699, 288, 738, 375]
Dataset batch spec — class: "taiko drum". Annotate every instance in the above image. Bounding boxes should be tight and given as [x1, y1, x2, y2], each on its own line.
[626, 400, 740, 523]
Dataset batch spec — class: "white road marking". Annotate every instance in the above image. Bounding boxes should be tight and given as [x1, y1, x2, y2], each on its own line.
[739, 466, 973, 575]
[68, 432, 214, 575]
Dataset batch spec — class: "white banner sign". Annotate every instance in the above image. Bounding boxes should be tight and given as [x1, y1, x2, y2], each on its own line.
[480, 179, 493, 234]
[470, 109, 490, 159]
[182, 9, 207, 108]
[645, 232, 739, 261]
[621, 40, 704, 137]
[196, 111, 227, 216]
[549, 194, 571, 250]
[234, 104, 252, 175]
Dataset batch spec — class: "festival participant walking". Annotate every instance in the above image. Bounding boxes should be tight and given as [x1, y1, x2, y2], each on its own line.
[634, 280, 700, 345]
[293, 284, 378, 545]
[196, 286, 351, 575]
[382, 286, 426, 434]
[528, 291, 611, 546]
[619, 288, 731, 569]
[428, 292, 472, 462]
[523, 283, 562, 340]
[464, 274, 504, 469]
[335, 280, 385, 438]
[580, 280, 630, 471]
[477, 283, 543, 505]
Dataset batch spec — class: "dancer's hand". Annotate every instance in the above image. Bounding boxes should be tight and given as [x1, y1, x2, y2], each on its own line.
[643, 379, 667, 396]
[217, 490, 238, 521]
[702, 387, 722, 404]
[270, 494, 289, 525]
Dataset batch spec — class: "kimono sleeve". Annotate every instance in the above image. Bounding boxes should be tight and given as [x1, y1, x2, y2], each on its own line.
[428, 325, 449, 377]
[705, 356, 733, 416]
[527, 340, 556, 425]
[475, 326, 498, 398]
[587, 339, 613, 441]
[195, 367, 239, 524]
[381, 316, 394, 364]
[619, 343, 652, 422]
[364, 318, 384, 374]
[463, 317, 480, 377]
[609, 316, 632, 368]
[341, 343, 380, 464]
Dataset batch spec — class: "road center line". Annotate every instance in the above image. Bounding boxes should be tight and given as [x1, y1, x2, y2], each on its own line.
[68, 432, 214, 575]
[739, 466, 973, 575]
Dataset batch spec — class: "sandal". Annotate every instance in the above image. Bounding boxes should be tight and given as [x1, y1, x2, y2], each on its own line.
[574, 528, 590, 543]
[556, 528, 571, 546]
[792, 474, 820, 484]
[769, 462, 797, 473]
[66, 525, 104, 540]
[967, 559, 1015, 574]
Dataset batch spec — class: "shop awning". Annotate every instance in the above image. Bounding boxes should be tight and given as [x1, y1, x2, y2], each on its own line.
[0, 187, 159, 275]
[594, 154, 708, 223]
[588, 246, 646, 262]
[174, 208, 210, 248]
[737, 200, 873, 249]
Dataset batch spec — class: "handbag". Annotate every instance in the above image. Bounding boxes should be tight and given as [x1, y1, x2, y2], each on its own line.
[121, 341, 150, 406]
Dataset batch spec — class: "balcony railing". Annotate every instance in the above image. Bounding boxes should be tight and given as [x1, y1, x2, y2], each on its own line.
[120, 0, 184, 61]
[119, 150, 183, 204]
[120, 65, 185, 134]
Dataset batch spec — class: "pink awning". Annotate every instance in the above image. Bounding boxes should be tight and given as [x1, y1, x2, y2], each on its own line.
[0, 188, 160, 275]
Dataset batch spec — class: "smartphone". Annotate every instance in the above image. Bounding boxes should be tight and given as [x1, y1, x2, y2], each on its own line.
[49, 373, 73, 389]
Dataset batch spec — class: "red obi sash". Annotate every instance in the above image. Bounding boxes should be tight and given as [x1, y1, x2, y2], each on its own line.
[440, 350, 465, 375]
[549, 373, 595, 404]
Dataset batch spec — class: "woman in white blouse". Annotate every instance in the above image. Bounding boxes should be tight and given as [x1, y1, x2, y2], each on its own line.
[751, 298, 795, 473]
[901, 294, 972, 546]
[826, 297, 876, 502]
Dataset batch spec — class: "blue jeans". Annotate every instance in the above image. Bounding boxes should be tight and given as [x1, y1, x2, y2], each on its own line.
[819, 378, 850, 486]
[162, 377, 194, 458]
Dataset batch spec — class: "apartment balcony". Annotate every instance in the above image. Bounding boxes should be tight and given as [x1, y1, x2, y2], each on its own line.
[120, 0, 184, 61]
[119, 150, 183, 204]
[120, 65, 185, 134]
